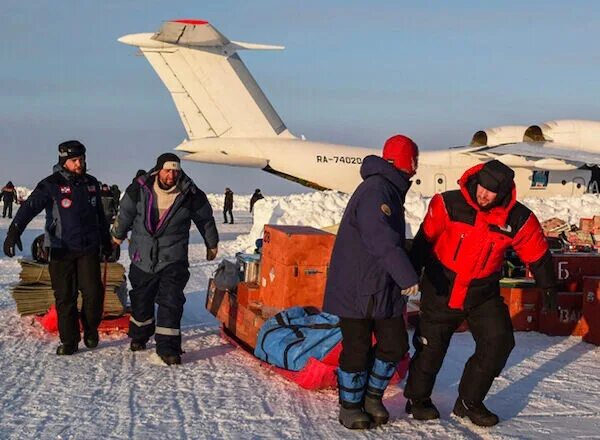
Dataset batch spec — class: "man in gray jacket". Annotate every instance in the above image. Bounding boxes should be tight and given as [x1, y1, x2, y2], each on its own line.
[112, 153, 219, 365]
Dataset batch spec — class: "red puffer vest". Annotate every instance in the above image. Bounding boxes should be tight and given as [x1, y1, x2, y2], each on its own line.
[421, 163, 548, 309]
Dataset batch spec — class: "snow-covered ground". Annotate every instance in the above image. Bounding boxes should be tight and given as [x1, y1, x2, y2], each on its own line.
[1, 191, 599, 439]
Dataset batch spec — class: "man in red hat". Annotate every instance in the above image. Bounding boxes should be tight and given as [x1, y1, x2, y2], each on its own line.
[323, 134, 420, 429]
[404, 159, 557, 427]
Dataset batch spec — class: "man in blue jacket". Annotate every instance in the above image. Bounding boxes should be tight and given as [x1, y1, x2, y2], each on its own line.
[3, 141, 112, 355]
[112, 153, 219, 365]
[323, 135, 420, 429]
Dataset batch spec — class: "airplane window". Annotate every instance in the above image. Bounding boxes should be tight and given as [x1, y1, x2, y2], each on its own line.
[437, 178, 443, 184]
[576, 183, 582, 189]
[561, 180, 567, 185]
[531, 171, 549, 189]
[415, 179, 421, 185]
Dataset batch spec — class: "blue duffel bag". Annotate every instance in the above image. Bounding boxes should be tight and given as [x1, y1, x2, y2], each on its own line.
[254, 306, 342, 371]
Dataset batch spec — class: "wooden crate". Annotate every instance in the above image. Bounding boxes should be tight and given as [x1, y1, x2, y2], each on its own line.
[538, 292, 587, 336]
[582, 276, 600, 345]
[551, 253, 600, 291]
[500, 286, 541, 332]
[205, 279, 269, 349]
[262, 225, 335, 266]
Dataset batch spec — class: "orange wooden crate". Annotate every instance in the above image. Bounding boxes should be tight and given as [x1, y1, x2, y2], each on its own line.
[259, 258, 329, 309]
[262, 225, 335, 266]
[582, 276, 600, 345]
[205, 279, 267, 349]
[258, 225, 335, 309]
[500, 286, 541, 332]
[237, 282, 260, 307]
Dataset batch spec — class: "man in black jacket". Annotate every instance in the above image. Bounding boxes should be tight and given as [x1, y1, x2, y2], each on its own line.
[223, 187, 234, 224]
[1, 181, 17, 218]
[4, 141, 112, 355]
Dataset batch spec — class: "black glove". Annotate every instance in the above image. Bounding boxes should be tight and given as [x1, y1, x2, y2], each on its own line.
[3, 223, 23, 257]
[542, 287, 558, 313]
[101, 240, 114, 258]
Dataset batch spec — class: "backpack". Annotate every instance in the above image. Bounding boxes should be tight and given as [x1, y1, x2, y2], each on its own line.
[254, 306, 342, 371]
[213, 259, 241, 291]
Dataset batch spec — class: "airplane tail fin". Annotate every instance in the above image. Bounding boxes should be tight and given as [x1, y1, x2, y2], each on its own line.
[119, 19, 294, 140]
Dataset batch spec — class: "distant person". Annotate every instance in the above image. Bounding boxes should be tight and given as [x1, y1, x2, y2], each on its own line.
[112, 153, 219, 365]
[110, 184, 121, 212]
[100, 183, 117, 224]
[249, 188, 264, 213]
[223, 187, 234, 224]
[405, 159, 557, 427]
[3, 141, 112, 355]
[323, 135, 420, 429]
[1, 181, 17, 218]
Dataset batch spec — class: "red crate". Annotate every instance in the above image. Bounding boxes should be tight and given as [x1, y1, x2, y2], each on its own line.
[539, 292, 587, 336]
[500, 287, 541, 332]
[551, 253, 600, 291]
[582, 276, 600, 345]
[262, 225, 335, 266]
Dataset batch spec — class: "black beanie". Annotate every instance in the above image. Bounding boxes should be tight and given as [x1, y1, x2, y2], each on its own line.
[476, 160, 515, 194]
[155, 153, 181, 171]
[58, 140, 86, 165]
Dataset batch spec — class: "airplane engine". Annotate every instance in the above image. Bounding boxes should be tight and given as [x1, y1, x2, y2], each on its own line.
[470, 125, 529, 147]
[525, 120, 600, 153]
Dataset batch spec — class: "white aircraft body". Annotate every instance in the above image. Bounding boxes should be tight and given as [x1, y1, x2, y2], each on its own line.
[119, 20, 600, 197]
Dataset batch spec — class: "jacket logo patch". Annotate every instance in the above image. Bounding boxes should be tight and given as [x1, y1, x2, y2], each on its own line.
[61, 198, 72, 209]
[497, 224, 512, 233]
[59, 186, 71, 194]
[380, 204, 392, 216]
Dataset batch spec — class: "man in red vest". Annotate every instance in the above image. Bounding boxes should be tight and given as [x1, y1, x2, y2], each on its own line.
[404, 159, 557, 427]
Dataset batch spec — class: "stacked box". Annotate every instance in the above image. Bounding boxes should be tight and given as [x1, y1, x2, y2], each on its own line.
[259, 225, 335, 309]
[500, 286, 541, 332]
[538, 292, 587, 336]
[582, 276, 600, 345]
[551, 253, 600, 291]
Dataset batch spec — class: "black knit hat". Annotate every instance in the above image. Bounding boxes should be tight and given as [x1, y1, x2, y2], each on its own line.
[477, 160, 515, 194]
[58, 140, 86, 165]
[154, 153, 181, 171]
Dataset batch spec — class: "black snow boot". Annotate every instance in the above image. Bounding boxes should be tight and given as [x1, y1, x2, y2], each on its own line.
[56, 343, 79, 355]
[364, 396, 388, 426]
[405, 398, 440, 420]
[453, 398, 499, 427]
[160, 353, 182, 365]
[130, 340, 147, 352]
[83, 331, 99, 349]
[364, 358, 397, 425]
[339, 403, 372, 430]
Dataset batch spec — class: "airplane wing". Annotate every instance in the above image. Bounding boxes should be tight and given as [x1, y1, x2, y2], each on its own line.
[460, 142, 600, 170]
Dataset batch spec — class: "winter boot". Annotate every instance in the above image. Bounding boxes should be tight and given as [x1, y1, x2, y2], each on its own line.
[159, 353, 182, 365]
[453, 398, 499, 427]
[405, 398, 440, 420]
[364, 358, 397, 425]
[337, 369, 372, 430]
[83, 331, 99, 349]
[56, 343, 78, 355]
[130, 340, 147, 352]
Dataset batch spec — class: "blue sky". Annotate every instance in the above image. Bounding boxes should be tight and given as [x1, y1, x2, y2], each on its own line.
[1, 0, 600, 194]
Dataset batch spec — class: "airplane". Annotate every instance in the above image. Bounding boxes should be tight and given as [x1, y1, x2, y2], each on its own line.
[119, 19, 600, 197]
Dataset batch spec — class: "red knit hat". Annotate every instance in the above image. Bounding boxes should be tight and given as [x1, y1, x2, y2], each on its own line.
[382, 135, 419, 176]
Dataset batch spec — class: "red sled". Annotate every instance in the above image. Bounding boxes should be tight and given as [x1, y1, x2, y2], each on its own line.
[35, 305, 130, 334]
[221, 326, 409, 391]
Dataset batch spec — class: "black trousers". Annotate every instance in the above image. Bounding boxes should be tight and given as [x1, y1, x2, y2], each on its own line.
[404, 294, 515, 403]
[128, 263, 190, 356]
[2, 202, 12, 218]
[223, 208, 233, 223]
[48, 249, 104, 346]
[339, 316, 409, 373]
